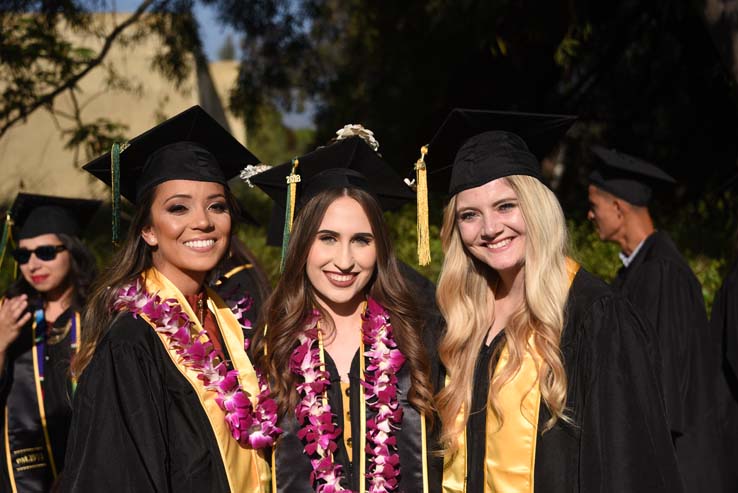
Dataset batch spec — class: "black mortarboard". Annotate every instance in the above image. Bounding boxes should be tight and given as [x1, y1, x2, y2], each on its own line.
[10, 193, 101, 240]
[423, 109, 577, 195]
[248, 135, 414, 260]
[588, 146, 676, 206]
[82, 105, 261, 242]
[83, 105, 260, 204]
[251, 136, 414, 212]
[411, 108, 576, 265]
[0, 193, 101, 272]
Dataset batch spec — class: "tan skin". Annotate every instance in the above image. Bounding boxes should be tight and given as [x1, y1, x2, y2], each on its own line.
[306, 197, 377, 381]
[0, 233, 74, 376]
[455, 179, 527, 344]
[587, 184, 655, 255]
[141, 180, 232, 296]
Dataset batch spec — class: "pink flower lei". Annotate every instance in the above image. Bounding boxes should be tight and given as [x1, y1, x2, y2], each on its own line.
[114, 279, 281, 449]
[289, 297, 406, 493]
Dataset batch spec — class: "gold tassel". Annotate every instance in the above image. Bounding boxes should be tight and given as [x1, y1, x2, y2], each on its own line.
[0, 212, 14, 274]
[280, 158, 301, 271]
[415, 145, 431, 266]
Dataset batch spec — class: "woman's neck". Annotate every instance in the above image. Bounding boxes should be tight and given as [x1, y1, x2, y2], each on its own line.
[317, 295, 365, 381]
[151, 261, 205, 296]
[44, 282, 74, 323]
[486, 266, 525, 343]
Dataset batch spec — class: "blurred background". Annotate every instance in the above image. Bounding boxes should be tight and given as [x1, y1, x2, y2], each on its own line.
[1, 0, 736, 309]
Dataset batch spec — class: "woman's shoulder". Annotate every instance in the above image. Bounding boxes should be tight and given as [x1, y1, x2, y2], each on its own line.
[564, 268, 650, 344]
[100, 311, 160, 350]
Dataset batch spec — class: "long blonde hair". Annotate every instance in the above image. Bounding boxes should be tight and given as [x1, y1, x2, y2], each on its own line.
[435, 175, 571, 454]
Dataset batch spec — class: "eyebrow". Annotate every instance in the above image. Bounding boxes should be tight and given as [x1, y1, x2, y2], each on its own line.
[457, 196, 518, 210]
[317, 229, 374, 237]
[163, 193, 226, 203]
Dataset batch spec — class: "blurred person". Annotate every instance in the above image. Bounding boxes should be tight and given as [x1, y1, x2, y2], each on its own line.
[424, 109, 682, 492]
[0, 194, 99, 493]
[60, 106, 276, 492]
[710, 254, 738, 491]
[587, 147, 723, 491]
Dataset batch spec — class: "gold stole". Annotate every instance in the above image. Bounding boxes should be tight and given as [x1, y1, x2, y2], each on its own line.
[142, 269, 271, 492]
[443, 259, 580, 493]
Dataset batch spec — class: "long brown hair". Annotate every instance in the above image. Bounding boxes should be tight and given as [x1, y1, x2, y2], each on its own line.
[253, 187, 434, 419]
[71, 185, 240, 377]
[435, 176, 571, 454]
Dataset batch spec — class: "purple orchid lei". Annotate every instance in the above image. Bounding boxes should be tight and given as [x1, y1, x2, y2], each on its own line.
[114, 279, 281, 449]
[289, 298, 405, 493]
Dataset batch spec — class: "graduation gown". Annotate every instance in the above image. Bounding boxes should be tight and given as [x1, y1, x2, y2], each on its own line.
[710, 260, 738, 490]
[213, 262, 269, 322]
[272, 316, 442, 493]
[444, 268, 682, 493]
[612, 231, 722, 491]
[1, 307, 79, 493]
[60, 269, 270, 493]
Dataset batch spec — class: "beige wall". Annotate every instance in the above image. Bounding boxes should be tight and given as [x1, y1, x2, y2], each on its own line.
[0, 13, 244, 205]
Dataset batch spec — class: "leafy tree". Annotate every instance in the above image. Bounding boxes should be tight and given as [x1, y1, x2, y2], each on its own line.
[0, 0, 202, 161]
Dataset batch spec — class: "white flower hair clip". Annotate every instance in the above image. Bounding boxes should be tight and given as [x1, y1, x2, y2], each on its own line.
[239, 164, 272, 188]
[335, 124, 379, 152]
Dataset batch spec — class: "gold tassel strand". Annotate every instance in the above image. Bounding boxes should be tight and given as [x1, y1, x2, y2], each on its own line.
[280, 158, 301, 272]
[415, 145, 431, 266]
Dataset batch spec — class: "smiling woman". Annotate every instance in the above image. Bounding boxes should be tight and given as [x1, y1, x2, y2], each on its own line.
[422, 109, 683, 493]
[250, 134, 441, 493]
[60, 106, 276, 493]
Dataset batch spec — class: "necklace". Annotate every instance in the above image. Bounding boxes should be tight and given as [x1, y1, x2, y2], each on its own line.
[114, 279, 281, 449]
[289, 297, 405, 492]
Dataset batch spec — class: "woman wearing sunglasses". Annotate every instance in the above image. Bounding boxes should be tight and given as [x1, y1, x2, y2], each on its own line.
[60, 106, 275, 492]
[0, 193, 99, 493]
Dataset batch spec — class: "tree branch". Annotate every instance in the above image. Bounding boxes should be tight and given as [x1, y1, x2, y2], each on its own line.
[0, 0, 154, 140]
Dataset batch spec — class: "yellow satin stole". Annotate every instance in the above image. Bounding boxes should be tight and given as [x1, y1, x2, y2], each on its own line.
[142, 269, 271, 492]
[443, 259, 580, 493]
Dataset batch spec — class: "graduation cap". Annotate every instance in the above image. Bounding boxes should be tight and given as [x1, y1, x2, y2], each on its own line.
[411, 108, 577, 264]
[588, 146, 676, 206]
[82, 105, 261, 242]
[0, 193, 101, 272]
[247, 134, 414, 268]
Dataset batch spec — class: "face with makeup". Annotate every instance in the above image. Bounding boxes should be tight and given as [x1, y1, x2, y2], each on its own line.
[454, 178, 527, 277]
[17, 233, 72, 296]
[141, 179, 232, 289]
[306, 196, 377, 313]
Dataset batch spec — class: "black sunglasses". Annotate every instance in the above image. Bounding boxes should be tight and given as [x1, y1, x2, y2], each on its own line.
[12, 245, 67, 264]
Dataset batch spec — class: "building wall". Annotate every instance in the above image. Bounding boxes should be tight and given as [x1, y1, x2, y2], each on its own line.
[0, 13, 244, 204]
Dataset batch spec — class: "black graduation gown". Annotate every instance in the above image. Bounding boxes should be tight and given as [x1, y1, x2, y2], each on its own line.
[273, 326, 443, 492]
[397, 261, 440, 320]
[213, 263, 269, 323]
[455, 269, 683, 493]
[612, 231, 722, 491]
[59, 314, 233, 493]
[1, 308, 77, 493]
[710, 260, 738, 490]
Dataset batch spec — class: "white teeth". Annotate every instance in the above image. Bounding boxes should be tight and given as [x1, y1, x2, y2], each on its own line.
[488, 238, 512, 250]
[326, 273, 354, 282]
[184, 239, 215, 248]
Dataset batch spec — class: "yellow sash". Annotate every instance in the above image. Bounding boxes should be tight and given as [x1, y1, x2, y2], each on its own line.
[142, 269, 271, 492]
[443, 259, 580, 493]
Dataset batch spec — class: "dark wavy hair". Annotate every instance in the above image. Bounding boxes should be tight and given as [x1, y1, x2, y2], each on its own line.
[252, 187, 434, 419]
[71, 184, 239, 377]
[5, 233, 98, 311]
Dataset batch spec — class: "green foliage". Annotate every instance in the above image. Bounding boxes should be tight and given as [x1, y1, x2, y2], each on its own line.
[0, 1, 202, 162]
[567, 218, 621, 282]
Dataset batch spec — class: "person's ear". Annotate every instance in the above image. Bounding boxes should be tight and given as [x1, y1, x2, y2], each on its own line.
[141, 226, 158, 247]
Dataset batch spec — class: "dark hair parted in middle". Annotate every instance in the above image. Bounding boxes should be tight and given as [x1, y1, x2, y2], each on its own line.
[252, 186, 434, 419]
